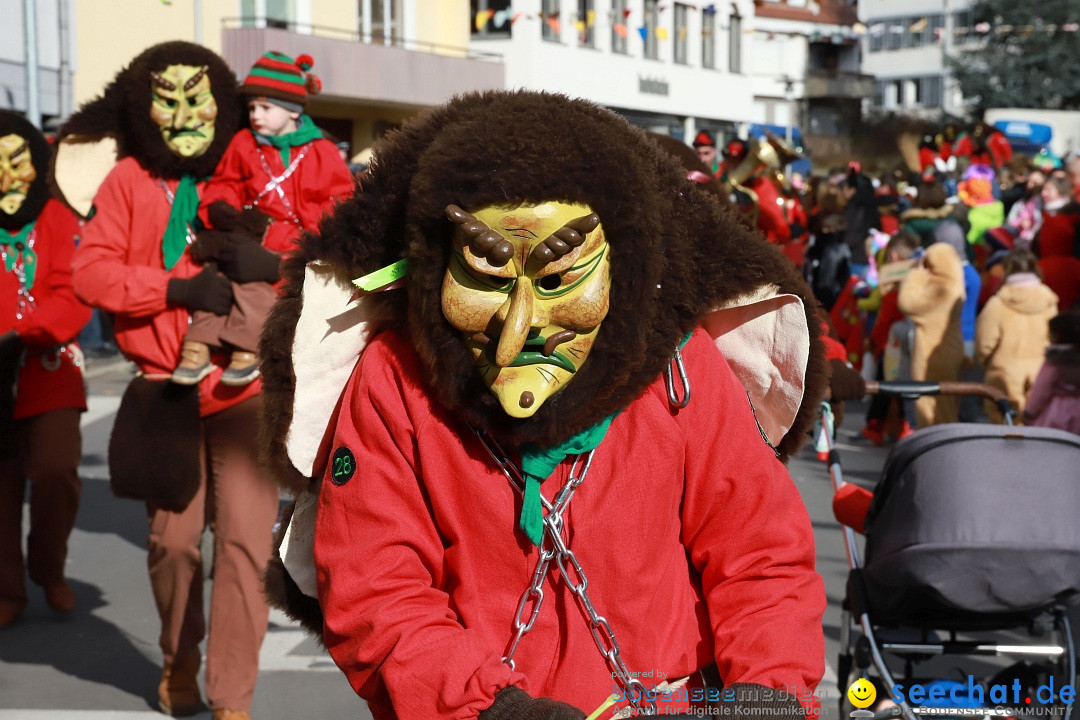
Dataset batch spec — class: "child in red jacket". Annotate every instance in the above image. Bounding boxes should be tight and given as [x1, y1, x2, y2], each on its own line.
[172, 51, 353, 386]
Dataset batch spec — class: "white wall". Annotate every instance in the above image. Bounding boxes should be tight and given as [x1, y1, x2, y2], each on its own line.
[471, 0, 756, 124]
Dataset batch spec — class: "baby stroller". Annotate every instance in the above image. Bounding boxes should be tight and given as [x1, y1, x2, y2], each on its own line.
[825, 381, 1080, 720]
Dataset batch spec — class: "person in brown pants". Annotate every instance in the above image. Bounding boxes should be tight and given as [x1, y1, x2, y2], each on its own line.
[64, 42, 277, 720]
[0, 110, 91, 626]
[148, 397, 278, 715]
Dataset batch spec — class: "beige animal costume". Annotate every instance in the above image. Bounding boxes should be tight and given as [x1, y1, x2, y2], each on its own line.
[976, 275, 1058, 422]
[898, 243, 966, 427]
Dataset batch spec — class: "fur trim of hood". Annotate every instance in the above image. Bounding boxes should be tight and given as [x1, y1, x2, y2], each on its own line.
[259, 91, 826, 496]
[55, 41, 242, 181]
[995, 281, 1060, 316]
[0, 111, 52, 230]
[901, 205, 954, 222]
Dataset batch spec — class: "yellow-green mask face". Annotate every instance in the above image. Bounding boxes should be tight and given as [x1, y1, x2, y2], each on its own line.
[441, 201, 611, 418]
[149, 64, 218, 158]
[0, 134, 36, 215]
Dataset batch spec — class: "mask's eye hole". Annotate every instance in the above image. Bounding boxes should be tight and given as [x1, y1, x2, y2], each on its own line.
[538, 274, 562, 291]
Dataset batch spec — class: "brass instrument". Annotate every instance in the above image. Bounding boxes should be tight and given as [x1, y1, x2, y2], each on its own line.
[724, 132, 805, 228]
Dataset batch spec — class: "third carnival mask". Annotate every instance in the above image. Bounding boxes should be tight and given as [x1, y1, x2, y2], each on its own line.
[149, 64, 218, 158]
[442, 201, 611, 419]
[0, 134, 36, 215]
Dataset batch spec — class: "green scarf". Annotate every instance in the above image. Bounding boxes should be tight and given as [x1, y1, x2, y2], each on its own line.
[163, 175, 199, 271]
[2, 221, 37, 290]
[518, 414, 617, 545]
[258, 114, 323, 167]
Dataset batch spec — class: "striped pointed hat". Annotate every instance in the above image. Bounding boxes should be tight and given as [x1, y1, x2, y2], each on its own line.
[240, 51, 321, 110]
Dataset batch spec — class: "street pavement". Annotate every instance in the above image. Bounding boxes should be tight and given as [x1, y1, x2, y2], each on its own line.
[0, 357, 897, 720]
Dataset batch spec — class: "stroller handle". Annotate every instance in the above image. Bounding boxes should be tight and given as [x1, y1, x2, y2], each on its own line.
[864, 380, 1016, 423]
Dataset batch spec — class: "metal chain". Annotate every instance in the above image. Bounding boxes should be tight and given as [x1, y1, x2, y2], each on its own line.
[473, 429, 657, 715]
[157, 180, 197, 247]
[254, 144, 310, 230]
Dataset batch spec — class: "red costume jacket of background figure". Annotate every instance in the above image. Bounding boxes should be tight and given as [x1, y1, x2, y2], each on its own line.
[315, 329, 826, 720]
[1, 199, 90, 419]
[71, 157, 260, 417]
[955, 132, 1013, 169]
[1035, 206, 1080, 311]
[197, 130, 354, 250]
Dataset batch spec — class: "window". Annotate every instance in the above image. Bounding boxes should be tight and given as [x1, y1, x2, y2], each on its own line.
[922, 75, 944, 108]
[702, 5, 716, 68]
[673, 4, 689, 64]
[542, 0, 560, 42]
[577, 0, 595, 47]
[728, 11, 742, 73]
[471, 0, 512, 38]
[611, 0, 628, 54]
[873, 80, 885, 108]
[370, 0, 402, 44]
[868, 24, 884, 53]
[954, 9, 973, 44]
[644, 0, 659, 59]
[886, 18, 903, 51]
[265, 0, 293, 29]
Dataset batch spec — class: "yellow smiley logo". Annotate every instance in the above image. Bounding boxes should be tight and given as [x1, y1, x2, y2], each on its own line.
[847, 678, 877, 709]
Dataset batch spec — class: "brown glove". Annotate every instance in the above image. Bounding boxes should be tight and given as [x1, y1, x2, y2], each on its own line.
[479, 687, 584, 720]
[828, 358, 866, 402]
[206, 200, 271, 239]
[189, 229, 235, 262]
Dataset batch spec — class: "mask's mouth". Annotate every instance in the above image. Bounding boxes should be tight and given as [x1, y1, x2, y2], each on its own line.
[483, 333, 577, 373]
[165, 123, 206, 139]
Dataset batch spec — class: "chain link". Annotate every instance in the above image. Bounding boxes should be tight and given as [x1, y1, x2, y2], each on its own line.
[473, 429, 658, 715]
[1, 228, 37, 320]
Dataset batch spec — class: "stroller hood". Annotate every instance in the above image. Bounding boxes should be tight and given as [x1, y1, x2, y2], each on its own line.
[864, 423, 1080, 618]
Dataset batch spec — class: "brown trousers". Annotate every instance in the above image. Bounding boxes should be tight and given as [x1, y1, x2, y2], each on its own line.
[0, 408, 83, 607]
[186, 280, 277, 353]
[146, 396, 278, 712]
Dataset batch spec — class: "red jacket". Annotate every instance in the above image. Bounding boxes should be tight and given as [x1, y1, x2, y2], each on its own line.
[2, 199, 90, 419]
[198, 130, 354, 250]
[72, 157, 260, 417]
[315, 329, 825, 719]
[747, 176, 792, 245]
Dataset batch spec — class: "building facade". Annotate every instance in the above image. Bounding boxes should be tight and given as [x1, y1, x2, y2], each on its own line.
[751, 0, 871, 159]
[860, 0, 975, 118]
[467, 0, 756, 144]
[0, 0, 75, 127]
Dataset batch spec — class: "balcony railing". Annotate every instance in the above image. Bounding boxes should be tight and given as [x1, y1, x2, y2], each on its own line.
[804, 69, 875, 100]
[221, 17, 502, 62]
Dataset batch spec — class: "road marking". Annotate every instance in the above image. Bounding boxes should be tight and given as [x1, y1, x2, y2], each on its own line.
[82, 395, 122, 428]
[0, 713, 215, 719]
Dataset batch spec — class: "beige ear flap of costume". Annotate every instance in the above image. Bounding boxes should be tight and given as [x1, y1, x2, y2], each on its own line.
[701, 286, 810, 447]
[280, 487, 320, 599]
[53, 135, 119, 218]
[287, 261, 385, 478]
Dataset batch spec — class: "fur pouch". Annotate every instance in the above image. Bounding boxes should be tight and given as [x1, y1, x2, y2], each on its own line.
[108, 376, 200, 510]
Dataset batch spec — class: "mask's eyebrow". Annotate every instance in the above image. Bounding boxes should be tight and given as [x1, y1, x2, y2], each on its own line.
[151, 72, 177, 92]
[184, 65, 209, 91]
[445, 204, 515, 267]
[9, 141, 29, 159]
[530, 213, 600, 265]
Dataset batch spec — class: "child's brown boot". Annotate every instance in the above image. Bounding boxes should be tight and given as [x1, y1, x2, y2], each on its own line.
[220, 351, 260, 386]
[171, 341, 214, 385]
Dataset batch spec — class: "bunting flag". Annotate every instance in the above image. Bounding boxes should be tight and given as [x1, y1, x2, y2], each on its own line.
[510, 12, 523, 25]
[703, 4, 717, 15]
[678, 26, 687, 41]
[909, 17, 927, 33]
[624, 8, 632, 18]
[474, 8, 494, 31]
[493, 9, 510, 28]
[638, 25, 647, 41]
[545, 13, 561, 35]
[586, 9, 595, 27]
[614, 22, 628, 38]
[656, 26, 669, 40]
[575, 19, 585, 34]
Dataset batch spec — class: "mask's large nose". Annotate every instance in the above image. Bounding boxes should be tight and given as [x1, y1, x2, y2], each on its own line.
[494, 277, 535, 367]
[0, 173, 12, 195]
[172, 101, 192, 131]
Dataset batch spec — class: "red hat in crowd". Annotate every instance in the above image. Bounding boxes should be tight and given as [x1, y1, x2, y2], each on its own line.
[724, 139, 747, 159]
[692, 130, 715, 148]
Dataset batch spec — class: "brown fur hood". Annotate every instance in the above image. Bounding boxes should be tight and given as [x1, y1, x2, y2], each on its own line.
[259, 91, 826, 497]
